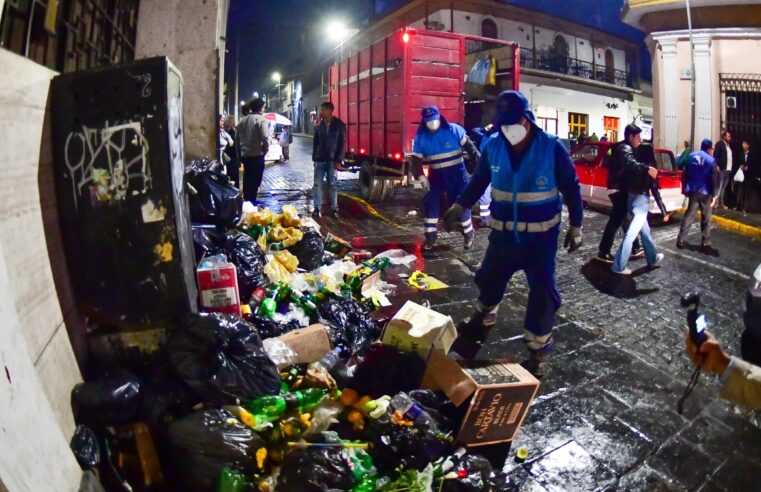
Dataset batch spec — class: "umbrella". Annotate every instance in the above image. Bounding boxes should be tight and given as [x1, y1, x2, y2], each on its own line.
[264, 113, 292, 126]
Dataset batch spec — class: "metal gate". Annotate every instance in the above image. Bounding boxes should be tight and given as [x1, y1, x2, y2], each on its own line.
[720, 73, 761, 212]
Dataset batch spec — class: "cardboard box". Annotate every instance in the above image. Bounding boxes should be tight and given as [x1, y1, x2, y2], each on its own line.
[324, 233, 351, 258]
[197, 262, 241, 316]
[272, 324, 332, 369]
[422, 349, 540, 447]
[381, 301, 457, 360]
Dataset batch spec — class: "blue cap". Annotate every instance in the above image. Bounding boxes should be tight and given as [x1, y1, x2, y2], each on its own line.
[421, 105, 440, 122]
[701, 138, 713, 151]
[494, 90, 534, 126]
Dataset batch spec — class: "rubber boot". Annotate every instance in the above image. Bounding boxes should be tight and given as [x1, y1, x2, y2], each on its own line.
[520, 335, 554, 379]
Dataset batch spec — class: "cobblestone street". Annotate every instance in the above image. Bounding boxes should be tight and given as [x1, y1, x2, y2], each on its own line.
[260, 136, 761, 491]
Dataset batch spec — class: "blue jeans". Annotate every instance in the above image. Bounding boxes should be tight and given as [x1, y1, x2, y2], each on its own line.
[313, 161, 338, 210]
[612, 194, 659, 272]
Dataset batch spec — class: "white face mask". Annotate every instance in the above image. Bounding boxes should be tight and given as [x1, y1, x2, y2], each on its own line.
[426, 119, 441, 131]
[501, 123, 528, 145]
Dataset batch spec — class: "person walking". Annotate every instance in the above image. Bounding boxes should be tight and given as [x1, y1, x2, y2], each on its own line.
[443, 90, 584, 378]
[410, 105, 481, 250]
[597, 125, 644, 263]
[677, 139, 692, 170]
[611, 125, 665, 275]
[713, 130, 733, 209]
[312, 101, 345, 219]
[222, 115, 239, 186]
[279, 125, 292, 162]
[236, 99, 269, 202]
[677, 138, 719, 251]
[733, 140, 755, 214]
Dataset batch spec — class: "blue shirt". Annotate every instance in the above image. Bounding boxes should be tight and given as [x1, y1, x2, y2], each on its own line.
[412, 123, 468, 170]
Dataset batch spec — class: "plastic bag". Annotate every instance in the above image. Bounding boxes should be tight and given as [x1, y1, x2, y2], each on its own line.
[247, 314, 303, 339]
[334, 343, 425, 399]
[361, 416, 453, 473]
[281, 204, 302, 228]
[167, 313, 281, 404]
[269, 225, 303, 248]
[262, 338, 299, 367]
[275, 250, 299, 272]
[192, 225, 225, 264]
[316, 296, 382, 356]
[264, 257, 292, 283]
[223, 232, 267, 303]
[246, 207, 274, 226]
[287, 230, 324, 271]
[373, 249, 417, 268]
[439, 454, 511, 492]
[277, 433, 356, 492]
[70, 425, 101, 469]
[71, 372, 142, 426]
[168, 409, 266, 491]
[185, 158, 243, 228]
[139, 371, 198, 429]
[272, 305, 311, 328]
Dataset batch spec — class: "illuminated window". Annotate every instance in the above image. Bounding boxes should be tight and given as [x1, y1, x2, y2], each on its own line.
[604, 116, 619, 141]
[568, 112, 589, 138]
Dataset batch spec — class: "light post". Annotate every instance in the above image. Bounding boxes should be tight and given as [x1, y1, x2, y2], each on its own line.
[272, 72, 282, 110]
[686, 0, 696, 152]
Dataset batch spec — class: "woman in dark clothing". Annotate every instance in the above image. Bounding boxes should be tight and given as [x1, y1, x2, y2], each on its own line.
[221, 115, 239, 186]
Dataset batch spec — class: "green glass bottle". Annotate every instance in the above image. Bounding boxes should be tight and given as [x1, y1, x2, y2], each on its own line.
[247, 389, 328, 421]
[217, 467, 247, 492]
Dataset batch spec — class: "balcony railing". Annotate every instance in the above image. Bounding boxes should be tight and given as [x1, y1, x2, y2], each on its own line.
[520, 48, 636, 89]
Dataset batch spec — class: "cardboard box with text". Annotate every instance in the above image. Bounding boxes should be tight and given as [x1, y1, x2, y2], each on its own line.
[381, 301, 457, 360]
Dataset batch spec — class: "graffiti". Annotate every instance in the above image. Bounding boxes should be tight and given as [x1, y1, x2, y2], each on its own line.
[64, 121, 152, 209]
[168, 83, 184, 199]
[127, 71, 152, 98]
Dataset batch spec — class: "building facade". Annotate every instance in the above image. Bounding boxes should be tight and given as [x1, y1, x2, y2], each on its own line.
[623, 0, 761, 154]
[339, 0, 652, 145]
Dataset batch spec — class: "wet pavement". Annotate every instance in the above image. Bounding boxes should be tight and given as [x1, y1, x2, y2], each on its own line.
[257, 136, 761, 491]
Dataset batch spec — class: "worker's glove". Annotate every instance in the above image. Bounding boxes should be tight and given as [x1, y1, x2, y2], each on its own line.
[443, 204, 464, 232]
[563, 226, 583, 253]
[414, 174, 430, 192]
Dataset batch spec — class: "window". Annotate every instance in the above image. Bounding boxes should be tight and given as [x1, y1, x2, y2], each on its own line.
[603, 116, 619, 142]
[568, 112, 589, 138]
[481, 18, 497, 39]
[655, 151, 676, 171]
[572, 144, 598, 165]
[536, 106, 558, 136]
[604, 49, 615, 83]
[0, 0, 139, 73]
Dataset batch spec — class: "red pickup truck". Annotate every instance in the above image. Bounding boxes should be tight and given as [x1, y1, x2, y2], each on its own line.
[572, 141, 684, 213]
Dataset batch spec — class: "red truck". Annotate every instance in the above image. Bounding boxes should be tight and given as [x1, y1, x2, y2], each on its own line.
[329, 29, 519, 202]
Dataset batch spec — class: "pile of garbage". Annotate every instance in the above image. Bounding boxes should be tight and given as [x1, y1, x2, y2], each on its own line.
[69, 160, 535, 491]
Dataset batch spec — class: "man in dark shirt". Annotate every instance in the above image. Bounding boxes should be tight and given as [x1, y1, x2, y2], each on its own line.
[312, 101, 346, 219]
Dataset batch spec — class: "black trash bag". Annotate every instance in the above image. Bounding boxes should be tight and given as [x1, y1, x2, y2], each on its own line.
[167, 313, 280, 405]
[185, 158, 243, 229]
[277, 433, 356, 492]
[316, 296, 382, 356]
[70, 425, 100, 469]
[334, 343, 425, 399]
[247, 314, 304, 339]
[169, 409, 265, 491]
[71, 372, 142, 426]
[408, 389, 457, 434]
[440, 454, 512, 492]
[287, 229, 324, 271]
[192, 224, 225, 264]
[139, 370, 198, 429]
[361, 418, 453, 473]
[223, 232, 267, 303]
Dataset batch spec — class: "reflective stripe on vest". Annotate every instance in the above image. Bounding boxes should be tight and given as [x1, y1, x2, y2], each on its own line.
[491, 187, 559, 204]
[424, 148, 463, 170]
[490, 214, 561, 233]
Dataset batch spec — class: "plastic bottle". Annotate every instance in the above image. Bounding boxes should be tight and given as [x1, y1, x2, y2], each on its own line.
[218, 467, 247, 492]
[257, 283, 283, 318]
[247, 389, 328, 421]
[309, 347, 342, 372]
[390, 393, 436, 429]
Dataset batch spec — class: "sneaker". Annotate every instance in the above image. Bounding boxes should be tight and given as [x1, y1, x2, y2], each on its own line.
[612, 267, 632, 275]
[330, 209, 340, 219]
[676, 240, 686, 249]
[596, 252, 614, 263]
[312, 208, 321, 218]
[457, 310, 497, 337]
[650, 253, 665, 267]
[423, 239, 437, 251]
[464, 235, 475, 250]
[630, 247, 645, 260]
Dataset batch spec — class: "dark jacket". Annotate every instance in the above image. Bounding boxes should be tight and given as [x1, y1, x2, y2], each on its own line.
[684, 150, 719, 196]
[608, 142, 651, 194]
[714, 139, 731, 172]
[738, 150, 760, 179]
[312, 117, 346, 163]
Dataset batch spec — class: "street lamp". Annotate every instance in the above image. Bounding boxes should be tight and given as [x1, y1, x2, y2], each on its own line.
[272, 72, 282, 103]
[326, 20, 349, 59]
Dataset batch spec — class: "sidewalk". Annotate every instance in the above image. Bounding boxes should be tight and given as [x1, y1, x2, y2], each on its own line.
[674, 206, 761, 240]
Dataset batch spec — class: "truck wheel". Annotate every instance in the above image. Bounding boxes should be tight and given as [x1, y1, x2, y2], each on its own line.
[379, 181, 396, 202]
[359, 161, 385, 202]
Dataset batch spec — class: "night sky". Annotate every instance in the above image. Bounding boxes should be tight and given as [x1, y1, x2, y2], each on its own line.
[225, 0, 647, 108]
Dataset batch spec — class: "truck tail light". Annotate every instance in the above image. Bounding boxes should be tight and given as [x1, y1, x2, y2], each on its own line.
[359, 148, 367, 155]
[402, 32, 410, 43]
[394, 152, 402, 160]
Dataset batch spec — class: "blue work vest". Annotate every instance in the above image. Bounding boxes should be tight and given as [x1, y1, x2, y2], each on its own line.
[484, 129, 561, 237]
[412, 123, 467, 171]
[684, 150, 716, 196]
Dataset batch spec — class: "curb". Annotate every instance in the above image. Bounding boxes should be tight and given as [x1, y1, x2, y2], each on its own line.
[674, 208, 761, 241]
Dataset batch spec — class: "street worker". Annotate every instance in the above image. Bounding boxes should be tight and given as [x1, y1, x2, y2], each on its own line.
[410, 104, 481, 251]
[443, 90, 584, 378]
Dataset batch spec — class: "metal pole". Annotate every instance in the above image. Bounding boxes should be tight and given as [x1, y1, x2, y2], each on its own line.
[234, 24, 240, 122]
[686, 0, 696, 151]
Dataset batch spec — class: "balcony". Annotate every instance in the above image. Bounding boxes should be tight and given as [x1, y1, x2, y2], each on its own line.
[519, 47, 636, 90]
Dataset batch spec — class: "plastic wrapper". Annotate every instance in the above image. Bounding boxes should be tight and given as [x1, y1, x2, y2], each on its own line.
[167, 313, 281, 404]
[439, 454, 511, 492]
[168, 409, 266, 491]
[287, 229, 324, 271]
[185, 159, 243, 228]
[275, 250, 299, 272]
[276, 433, 356, 492]
[374, 249, 418, 268]
[262, 338, 299, 367]
[316, 296, 382, 356]
[223, 232, 267, 303]
[281, 204, 302, 228]
[272, 305, 311, 327]
[269, 225, 303, 248]
[71, 372, 142, 426]
[334, 343, 425, 399]
[70, 425, 101, 469]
